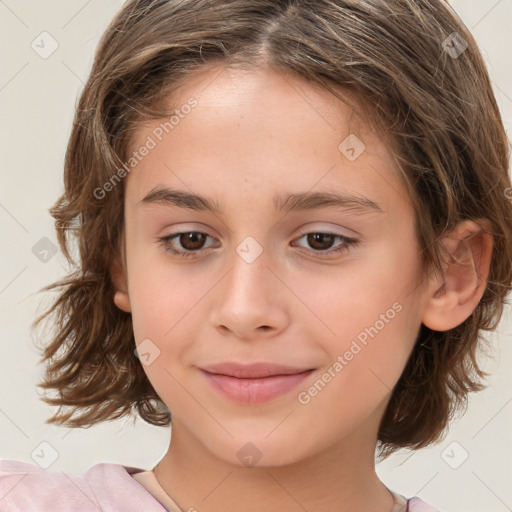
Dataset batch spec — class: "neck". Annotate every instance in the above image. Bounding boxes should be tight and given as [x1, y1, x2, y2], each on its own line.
[153, 417, 396, 512]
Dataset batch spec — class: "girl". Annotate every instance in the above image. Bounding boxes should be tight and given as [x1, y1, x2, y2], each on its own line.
[1, 0, 511, 510]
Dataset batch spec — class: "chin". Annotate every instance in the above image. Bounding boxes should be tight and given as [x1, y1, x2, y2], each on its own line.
[201, 428, 309, 469]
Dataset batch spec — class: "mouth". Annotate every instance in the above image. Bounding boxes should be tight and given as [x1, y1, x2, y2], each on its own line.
[199, 363, 315, 404]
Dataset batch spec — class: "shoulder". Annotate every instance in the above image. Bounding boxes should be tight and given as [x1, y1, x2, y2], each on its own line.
[408, 496, 444, 511]
[0, 459, 163, 511]
[0, 458, 103, 511]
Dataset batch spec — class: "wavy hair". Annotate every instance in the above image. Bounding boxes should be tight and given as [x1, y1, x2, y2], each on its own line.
[32, 0, 512, 458]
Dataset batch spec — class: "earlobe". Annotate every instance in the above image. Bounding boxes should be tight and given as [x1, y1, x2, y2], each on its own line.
[113, 289, 131, 313]
[110, 257, 131, 313]
[421, 219, 493, 332]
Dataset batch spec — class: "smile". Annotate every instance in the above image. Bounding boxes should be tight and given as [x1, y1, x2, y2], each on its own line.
[199, 368, 315, 404]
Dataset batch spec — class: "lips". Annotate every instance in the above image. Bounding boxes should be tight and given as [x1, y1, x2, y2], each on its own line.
[199, 362, 315, 404]
[200, 362, 313, 379]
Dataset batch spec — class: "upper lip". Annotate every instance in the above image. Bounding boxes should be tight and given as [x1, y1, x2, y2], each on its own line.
[199, 362, 314, 379]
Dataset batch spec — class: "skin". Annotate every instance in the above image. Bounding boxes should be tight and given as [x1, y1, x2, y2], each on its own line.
[111, 64, 493, 512]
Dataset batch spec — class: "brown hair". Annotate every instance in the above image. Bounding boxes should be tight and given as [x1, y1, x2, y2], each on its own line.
[32, 0, 512, 458]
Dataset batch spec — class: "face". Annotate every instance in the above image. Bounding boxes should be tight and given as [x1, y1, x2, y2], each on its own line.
[113, 64, 429, 467]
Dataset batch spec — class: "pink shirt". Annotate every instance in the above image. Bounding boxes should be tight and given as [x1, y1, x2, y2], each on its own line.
[0, 459, 441, 511]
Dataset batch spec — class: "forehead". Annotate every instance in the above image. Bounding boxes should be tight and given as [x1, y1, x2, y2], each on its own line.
[133, 63, 376, 144]
[124, 64, 408, 214]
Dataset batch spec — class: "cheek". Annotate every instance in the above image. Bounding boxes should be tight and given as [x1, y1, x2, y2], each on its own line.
[312, 239, 421, 384]
[126, 243, 208, 341]
[315, 241, 418, 336]
[296, 300, 419, 434]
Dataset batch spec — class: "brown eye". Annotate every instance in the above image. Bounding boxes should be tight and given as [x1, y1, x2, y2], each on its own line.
[159, 231, 216, 259]
[292, 231, 359, 258]
[158, 230, 359, 260]
[305, 233, 336, 250]
[177, 232, 207, 250]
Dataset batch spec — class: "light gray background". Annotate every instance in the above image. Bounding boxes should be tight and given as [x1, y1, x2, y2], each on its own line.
[0, 1, 511, 511]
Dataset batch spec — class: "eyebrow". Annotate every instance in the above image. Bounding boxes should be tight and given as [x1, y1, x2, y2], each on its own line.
[138, 186, 384, 215]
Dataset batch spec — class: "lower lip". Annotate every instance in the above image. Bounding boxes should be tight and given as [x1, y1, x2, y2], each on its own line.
[200, 369, 315, 404]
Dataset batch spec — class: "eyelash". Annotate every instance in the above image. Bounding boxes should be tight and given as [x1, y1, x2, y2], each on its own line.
[158, 230, 359, 259]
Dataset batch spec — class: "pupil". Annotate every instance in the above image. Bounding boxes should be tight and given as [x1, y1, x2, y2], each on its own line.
[308, 233, 334, 250]
[182, 232, 205, 250]
[179, 232, 335, 252]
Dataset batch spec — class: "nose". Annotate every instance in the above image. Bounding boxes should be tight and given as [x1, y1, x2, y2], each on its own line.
[210, 241, 289, 341]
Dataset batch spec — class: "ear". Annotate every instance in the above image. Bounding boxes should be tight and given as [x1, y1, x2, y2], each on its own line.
[110, 253, 131, 313]
[421, 219, 493, 331]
